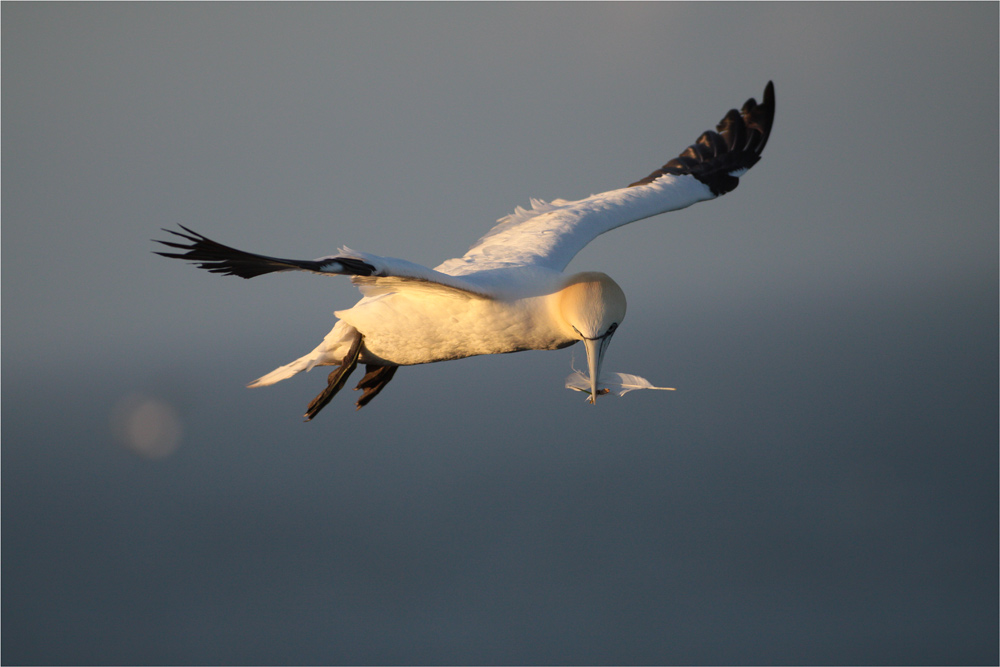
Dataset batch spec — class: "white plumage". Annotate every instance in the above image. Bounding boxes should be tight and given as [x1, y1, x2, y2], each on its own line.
[155, 81, 774, 418]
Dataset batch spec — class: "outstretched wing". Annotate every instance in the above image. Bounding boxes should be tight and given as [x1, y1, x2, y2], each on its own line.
[435, 81, 775, 276]
[154, 225, 491, 296]
[154, 225, 377, 278]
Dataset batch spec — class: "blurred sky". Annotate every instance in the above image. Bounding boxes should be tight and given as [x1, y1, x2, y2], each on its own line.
[3, 3, 997, 665]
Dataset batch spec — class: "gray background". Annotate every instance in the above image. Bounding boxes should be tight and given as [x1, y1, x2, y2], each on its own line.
[3, 3, 997, 664]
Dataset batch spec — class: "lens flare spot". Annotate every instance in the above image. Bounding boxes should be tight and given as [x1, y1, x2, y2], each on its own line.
[111, 394, 183, 459]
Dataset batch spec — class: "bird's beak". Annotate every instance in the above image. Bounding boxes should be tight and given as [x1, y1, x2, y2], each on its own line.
[583, 332, 614, 405]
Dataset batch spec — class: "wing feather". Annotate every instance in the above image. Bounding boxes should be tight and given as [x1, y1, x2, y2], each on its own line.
[154, 225, 492, 297]
[153, 225, 377, 279]
[156, 82, 774, 290]
[435, 175, 715, 274]
[436, 81, 775, 275]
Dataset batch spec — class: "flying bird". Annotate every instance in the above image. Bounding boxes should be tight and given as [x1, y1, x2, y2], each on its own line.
[155, 81, 775, 419]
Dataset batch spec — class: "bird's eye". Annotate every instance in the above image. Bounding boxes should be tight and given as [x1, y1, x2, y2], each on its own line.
[607, 323, 618, 334]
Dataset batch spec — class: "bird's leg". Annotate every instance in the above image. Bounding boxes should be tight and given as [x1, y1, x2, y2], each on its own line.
[353, 364, 399, 410]
[303, 333, 363, 421]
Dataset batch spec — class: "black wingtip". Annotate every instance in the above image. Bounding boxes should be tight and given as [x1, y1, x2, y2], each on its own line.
[629, 81, 776, 195]
[154, 225, 378, 279]
[152, 225, 298, 279]
[749, 80, 776, 155]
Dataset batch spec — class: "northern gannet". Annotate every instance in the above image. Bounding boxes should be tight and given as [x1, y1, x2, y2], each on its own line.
[155, 81, 775, 418]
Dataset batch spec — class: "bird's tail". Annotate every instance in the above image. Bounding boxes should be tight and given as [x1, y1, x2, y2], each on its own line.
[247, 321, 358, 388]
[247, 355, 314, 388]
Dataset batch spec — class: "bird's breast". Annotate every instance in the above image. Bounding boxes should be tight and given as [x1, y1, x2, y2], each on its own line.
[336, 291, 573, 366]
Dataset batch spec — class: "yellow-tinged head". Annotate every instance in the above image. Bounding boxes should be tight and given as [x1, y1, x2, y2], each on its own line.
[558, 272, 627, 403]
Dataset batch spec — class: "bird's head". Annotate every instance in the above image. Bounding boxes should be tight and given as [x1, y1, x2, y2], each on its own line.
[558, 272, 627, 404]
